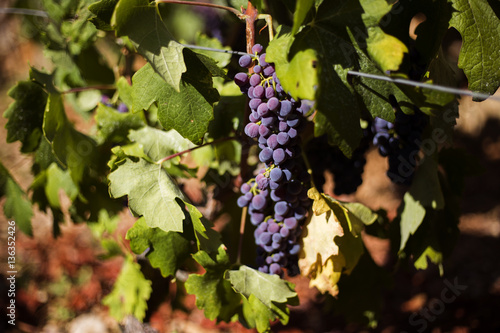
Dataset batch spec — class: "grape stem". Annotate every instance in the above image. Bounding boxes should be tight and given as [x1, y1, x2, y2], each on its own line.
[156, 136, 240, 165]
[236, 206, 248, 265]
[155, 0, 246, 19]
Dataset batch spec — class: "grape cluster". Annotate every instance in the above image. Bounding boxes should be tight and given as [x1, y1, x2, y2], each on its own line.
[305, 132, 370, 196]
[235, 44, 312, 276]
[101, 95, 128, 113]
[372, 109, 427, 185]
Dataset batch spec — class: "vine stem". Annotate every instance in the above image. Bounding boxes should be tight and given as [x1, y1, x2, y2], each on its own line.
[156, 136, 240, 165]
[235, 1, 258, 266]
[236, 206, 248, 265]
[62, 85, 116, 94]
[155, 0, 246, 19]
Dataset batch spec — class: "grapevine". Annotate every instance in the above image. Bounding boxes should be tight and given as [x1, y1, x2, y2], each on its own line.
[235, 44, 312, 276]
[1, 0, 499, 332]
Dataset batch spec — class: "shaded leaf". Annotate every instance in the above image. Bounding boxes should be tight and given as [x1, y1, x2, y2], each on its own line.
[291, 0, 314, 35]
[226, 265, 297, 307]
[132, 59, 218, 144]
[4, 81, 47, 152]
[0, 162, 33, 236]
[450, 0, 500, 96]
[126, 217, 191, 277]
[112, 0, 186, 91]
[185, 246, 240, 321]
[95, 103, 146, 143]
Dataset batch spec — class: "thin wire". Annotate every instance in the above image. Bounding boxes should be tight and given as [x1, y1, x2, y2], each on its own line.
[0, 8, 49, 18]
[348, 70, 500, 102]
[180, 43, 256, 58]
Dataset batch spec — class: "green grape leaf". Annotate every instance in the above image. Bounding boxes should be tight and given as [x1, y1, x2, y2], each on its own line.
[360, 0, 408, 72]
[331, 252, 390, 328]
[398, 191, 426, 252]
[108, 158, 188, 233]
[185, 203, 222, 254]
[127, 127, 194, 164]
[0, 163, 33, 236]
[88, 0, 119, 31]
[398, 153, 446, 250]
[267, 6, 365, 156]
[4, 81, 47, 153]
[226, 265, 298, 307]
[229, 0, 247, 10]
[342, 202, 378, 226]
[266, 26, 317, 101]
[126, 217, 191, 277]
[450, 0, 500, 96]
[241, 294, 290, 333]
[112, 0, 186, 91]
[43, 93, 98, 185]
[193, 33, 232, 68]
[413, 245, 443, 272]
[132, 56, 219, 144]
[185, 246, 241, 321]
[408, 155, 445, 210]
[102, 255, 152, 321]
[95, 103, 146, 143]
[116, 77, 134, 107]
[45, 163, 79, 208]
[291, 0, 314, 35]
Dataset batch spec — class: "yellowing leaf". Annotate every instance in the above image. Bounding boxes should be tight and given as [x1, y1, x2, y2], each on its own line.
[300, 189, 365, 296]
[366, 33, 408, 72]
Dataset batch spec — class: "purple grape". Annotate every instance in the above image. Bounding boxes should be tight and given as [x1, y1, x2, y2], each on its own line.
[257, 103, 269, 117]
[259, 54, 268, 67]
[284, 217, 298, 229]
[259, 147, 273, 163]
[234, 72, 249, 87]
[241, 183, 251, 194]
[278, 121, 289, 132]
[117, 103, 129, 113]
[239, 55, 253, 68]
[277, 132, 289, 145]
[280, 100, 292, 116]
[270, 168, 283, 182]
[288, 127, 298, 139]
[275, 201, 289, 215]
[259, 124, 270, 137]
[265, 86, 275, 99]
[237, 196, 249, 208]
[252, 44, 263, 54]
[254, 65, 262, 74]
[267, 134, 279, 149]
[267, 97, 279, 111]
[244, 123, 259, 138]
[280, 227, 290, 237]
[273, 148, 286, 165]
[268, 222, 280, 233]
[259, 232, 272, 245]
[250, 74, 261, 86]
[253, 85, 265, 99]
[252, 194, 267, 210]
[269, 263, 281, 275]
[249, 98, 262, 110]
[263, 66, 275, 77]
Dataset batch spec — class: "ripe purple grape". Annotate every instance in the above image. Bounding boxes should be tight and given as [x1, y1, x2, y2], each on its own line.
[273, 148, 286, 165]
